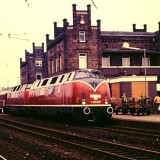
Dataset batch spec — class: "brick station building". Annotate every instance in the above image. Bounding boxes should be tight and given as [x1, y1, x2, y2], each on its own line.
[46, 4, 101, 77]
[20, 4, 160, 100]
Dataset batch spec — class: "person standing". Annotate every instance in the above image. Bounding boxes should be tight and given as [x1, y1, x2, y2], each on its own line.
[153, 94, 160, 114]
[121, 93, 127, 107]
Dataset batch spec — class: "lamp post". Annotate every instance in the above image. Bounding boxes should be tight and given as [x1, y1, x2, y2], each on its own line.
[144, 48, 147, 99]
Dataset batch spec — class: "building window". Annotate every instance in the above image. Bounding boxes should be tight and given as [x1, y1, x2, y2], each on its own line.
[79, 31, 85, 42]
[51, 60, 54, 74]
[122, 57, 130, 66]
[59, 55, 62, 71]
[142, 57, 150, 66]
[54, 57, 56, 73]
[102, 57, 110, 66]
[35, 59, 42, 66]
[56, 56, 58, 72]
[79, 53, 87, 69]
[36, 73, 42, 80]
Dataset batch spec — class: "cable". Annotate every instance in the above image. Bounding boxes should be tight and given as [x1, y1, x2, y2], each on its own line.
[91, 0, 97, 9]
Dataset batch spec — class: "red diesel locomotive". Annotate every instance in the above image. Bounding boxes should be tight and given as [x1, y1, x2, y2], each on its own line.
[0, 69, 113, 121]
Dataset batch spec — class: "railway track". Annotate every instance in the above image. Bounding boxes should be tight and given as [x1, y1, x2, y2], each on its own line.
[0, 116, 160, 160]
[88, 125, 160, 140]
[76, 124, 160, 153]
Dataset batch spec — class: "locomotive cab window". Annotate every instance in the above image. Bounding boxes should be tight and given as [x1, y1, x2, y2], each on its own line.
[90, 71, 104, 79]
[74, 71, 89, 79]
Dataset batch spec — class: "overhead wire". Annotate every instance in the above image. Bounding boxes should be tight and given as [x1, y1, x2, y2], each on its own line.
[8, 33, 29, 41]
[91, 0, 97, 9]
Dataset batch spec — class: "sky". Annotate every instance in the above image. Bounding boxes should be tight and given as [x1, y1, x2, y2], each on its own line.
[0, 0, 160, 88]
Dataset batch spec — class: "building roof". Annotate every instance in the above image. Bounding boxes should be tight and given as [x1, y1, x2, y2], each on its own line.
[48, 33, 64, 49]
[101, 31, 155, 37]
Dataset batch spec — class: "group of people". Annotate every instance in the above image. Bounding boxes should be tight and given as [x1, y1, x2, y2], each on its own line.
[119, 93, 160, 114]
[111, 92, 160, 114]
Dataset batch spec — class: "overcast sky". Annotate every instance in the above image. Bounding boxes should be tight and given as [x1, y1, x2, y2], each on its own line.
[0, 0, 160, 87]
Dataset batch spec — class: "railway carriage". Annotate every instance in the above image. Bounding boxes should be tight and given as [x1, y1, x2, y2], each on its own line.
[1, 69, 114, 121]
[0, 90, 7, 113]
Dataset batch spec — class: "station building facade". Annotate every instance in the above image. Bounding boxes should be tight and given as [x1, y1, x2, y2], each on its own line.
[20, 4, 160, 99]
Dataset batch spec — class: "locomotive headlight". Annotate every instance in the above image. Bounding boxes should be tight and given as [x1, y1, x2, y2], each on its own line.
[105, 98, 108, 104]
[82, 99, 86, 105]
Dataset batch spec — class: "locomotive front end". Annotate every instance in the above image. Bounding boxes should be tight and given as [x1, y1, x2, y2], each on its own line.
[73, 69, 114, 121]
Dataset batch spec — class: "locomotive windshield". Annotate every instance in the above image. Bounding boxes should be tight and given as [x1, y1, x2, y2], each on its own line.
[90, 70, 104, 79]
[74, 70, 104, 79]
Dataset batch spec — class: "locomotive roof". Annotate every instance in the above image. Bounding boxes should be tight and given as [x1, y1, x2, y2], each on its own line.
[8, 84, 32, 93]
[30, 69, 104, 89]
[9, 69, 104, 91]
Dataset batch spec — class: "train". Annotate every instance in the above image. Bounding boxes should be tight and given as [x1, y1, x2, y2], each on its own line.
[0, 69, 114, 121]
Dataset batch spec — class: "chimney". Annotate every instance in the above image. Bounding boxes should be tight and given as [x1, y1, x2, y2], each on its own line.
[144, 24, 147, 32]
[42, 43, 44, 52]
[46, 34, 49, 42]
[54, 22, 57, 38]
[72, 4, 77, 28]
[63, 18, 68, 28]
[97, 19, 101, 39]
[54, 22, 57, 28]
[45, 34, 49, 50]
[133, 24, 136, 32]
[72, 4, 76, 12]
[87, 4, 91, 11]
[97, 19, 101, 28]
[32, 42, 35, 53]
[87, 4, 91, 28]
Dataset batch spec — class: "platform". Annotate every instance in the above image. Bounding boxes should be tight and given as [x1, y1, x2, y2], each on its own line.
[112, 113, 160, 123]
[112, 113, 160, 130]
